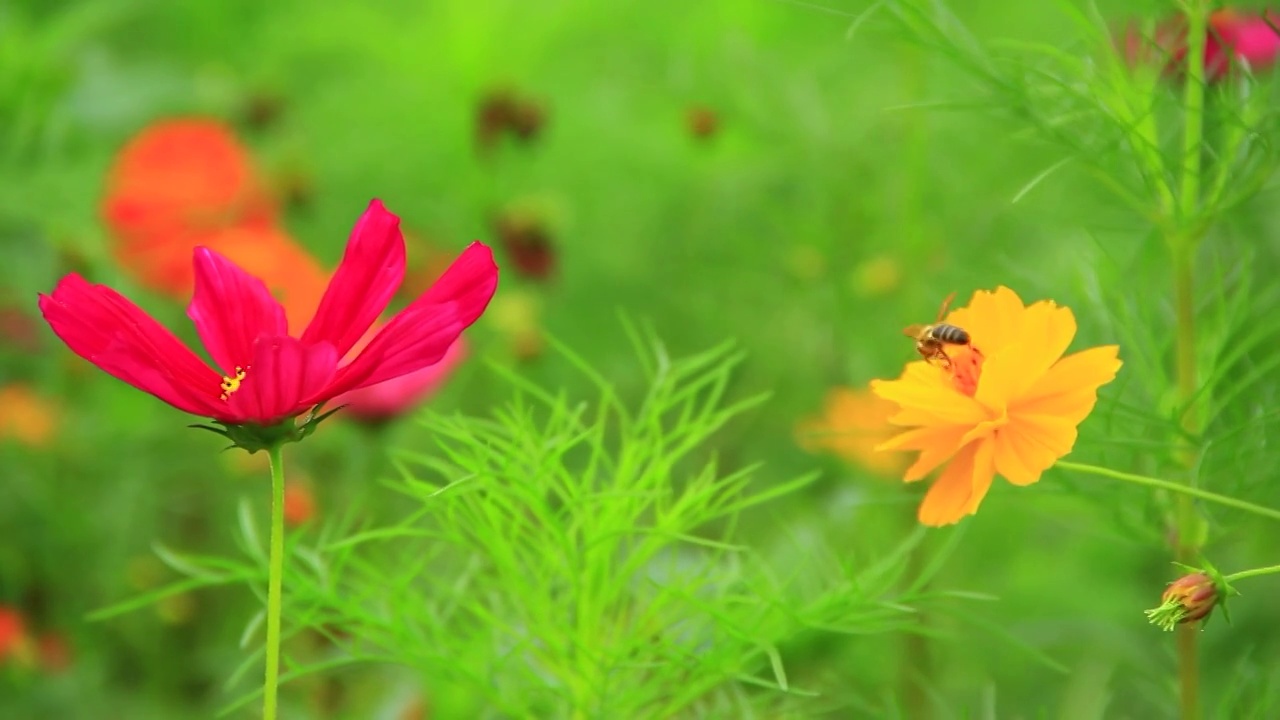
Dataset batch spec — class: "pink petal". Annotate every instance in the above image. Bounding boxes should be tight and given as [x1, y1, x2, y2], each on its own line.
[223, 336, 339, 424]
[38, 274, 224, 417]
[316, 242, 498, 398]
[299, 199, 405, 358]
[333, 337, 468, 420]
[188, 247, 289, 376]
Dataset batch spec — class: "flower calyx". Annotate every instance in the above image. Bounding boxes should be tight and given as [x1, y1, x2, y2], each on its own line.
[189, 402, 345, 453]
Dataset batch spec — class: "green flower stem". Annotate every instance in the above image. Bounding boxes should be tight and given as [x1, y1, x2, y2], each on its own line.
[264, 443, 287, 720]
[1172, 2, 1210, 716]
[1054, 461, 1280, 523]
[1223, 564, 1280, 584]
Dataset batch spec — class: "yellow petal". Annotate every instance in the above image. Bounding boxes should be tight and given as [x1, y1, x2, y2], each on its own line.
[1015, 345, 1122, 423]
[1009, 300, 1077, 388]
[972, 345, 1025, 412]
[871, 365, 987, 426]
[877, 424, 970, 482]
[876, 424, 966, 451]
[902, 441, 961, 483]
[796, 387, 907, 475]
[916, 440, 996, 526]
[970, 301, 1076, 409]
[944, 286, 1027, 357]
[992, 413, 1078, 486]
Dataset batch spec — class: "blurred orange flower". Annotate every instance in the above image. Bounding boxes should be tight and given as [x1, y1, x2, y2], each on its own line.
[796, 388, 909, 477]
[212, 224, 329, 323]
[101, 119, 280, 295]
[284, 482, 317, 527]
[0, 384, 58, 447]
[871, 287, 1121, 526]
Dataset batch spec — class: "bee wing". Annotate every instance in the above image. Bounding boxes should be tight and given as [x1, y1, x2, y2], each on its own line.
[936, 292, 956, 322]
[902, 324, 926, 338]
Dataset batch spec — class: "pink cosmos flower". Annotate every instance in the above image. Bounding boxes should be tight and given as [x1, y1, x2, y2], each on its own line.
[1204, 10, 1280, 76]
[1123, 9, 1280, 81]
[39, 199, 498, 429]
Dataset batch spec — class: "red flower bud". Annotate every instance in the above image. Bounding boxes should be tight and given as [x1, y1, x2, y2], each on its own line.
[1147, 572, 1221, 630]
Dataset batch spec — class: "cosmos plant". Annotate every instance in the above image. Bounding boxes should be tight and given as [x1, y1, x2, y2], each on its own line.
[39, 199, 498, 720]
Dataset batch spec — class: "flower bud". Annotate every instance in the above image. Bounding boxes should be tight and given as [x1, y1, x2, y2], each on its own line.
[1146, 572, 1220, 630]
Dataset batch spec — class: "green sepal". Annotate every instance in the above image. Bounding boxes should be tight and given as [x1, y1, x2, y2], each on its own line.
[1169, 558, 1237, 630]
[188, 402, 346, 453]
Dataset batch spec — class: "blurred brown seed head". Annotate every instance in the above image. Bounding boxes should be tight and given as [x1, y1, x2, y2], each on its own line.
[243, 91, 286, 132]
[493, 208, 556, 280]
[273, 166, 315, 212]
[0, 306, 42, 354]
[686, 106, 719, 140]
[510, 100, 546, 141]
[36, 633, 71, 673]
[475, 87, 547, 156]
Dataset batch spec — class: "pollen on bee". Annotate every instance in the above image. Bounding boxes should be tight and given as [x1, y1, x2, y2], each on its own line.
[219, 366, 249, 401]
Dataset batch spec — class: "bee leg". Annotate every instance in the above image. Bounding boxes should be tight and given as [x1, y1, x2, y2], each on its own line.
[936, 349, 953, 370]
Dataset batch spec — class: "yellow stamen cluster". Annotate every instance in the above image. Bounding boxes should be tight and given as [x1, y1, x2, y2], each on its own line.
[219, 366, 249, 401]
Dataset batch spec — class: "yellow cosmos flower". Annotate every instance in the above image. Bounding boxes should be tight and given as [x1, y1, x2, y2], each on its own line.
[0, 384, 58, 447]
[796, 388, 909, 477]
[870, 286, 1122, 526]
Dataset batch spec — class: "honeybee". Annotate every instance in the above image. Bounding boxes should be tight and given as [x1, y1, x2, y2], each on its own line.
[903, 293, 971, 368]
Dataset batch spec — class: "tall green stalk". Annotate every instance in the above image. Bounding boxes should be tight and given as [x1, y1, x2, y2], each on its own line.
[264, 444, 287, 720]
[1171, 2, 1209, 717]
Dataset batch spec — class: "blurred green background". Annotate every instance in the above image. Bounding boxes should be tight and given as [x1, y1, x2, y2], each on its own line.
[5, 0, 1280, 717]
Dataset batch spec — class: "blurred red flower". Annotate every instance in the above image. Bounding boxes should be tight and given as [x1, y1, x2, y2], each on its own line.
[0, 607, 24, 659]
[1123, 9, 1280, 80]
[102, 119, 279, 295]
[40, 200, 498, 427]
[493, 207, 556, 281]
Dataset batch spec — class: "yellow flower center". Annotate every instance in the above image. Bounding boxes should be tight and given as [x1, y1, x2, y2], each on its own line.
[219, 366, 249, 401]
